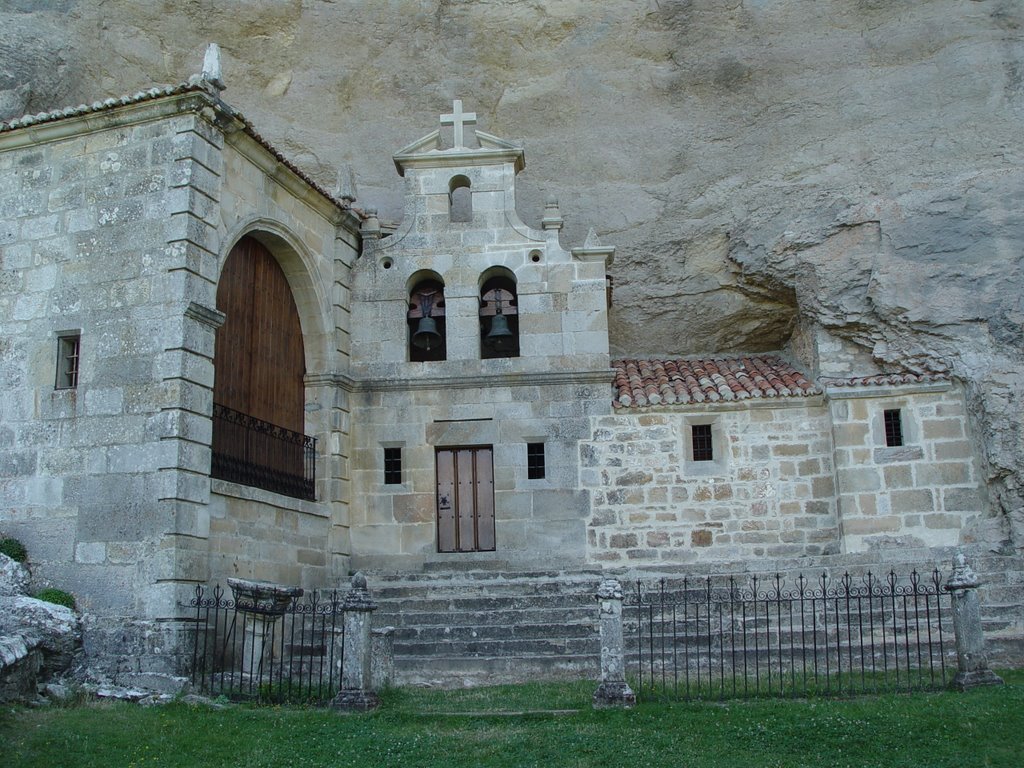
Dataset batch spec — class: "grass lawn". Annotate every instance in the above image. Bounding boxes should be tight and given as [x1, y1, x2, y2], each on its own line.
[2, 671, 1022, 768]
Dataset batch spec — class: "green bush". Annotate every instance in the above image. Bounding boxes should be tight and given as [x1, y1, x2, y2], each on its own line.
[0, 537, 28, 563]
[34, 588, 76, 610]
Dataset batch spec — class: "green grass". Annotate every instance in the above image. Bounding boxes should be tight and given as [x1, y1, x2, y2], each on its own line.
[3, 672, 1022, 768]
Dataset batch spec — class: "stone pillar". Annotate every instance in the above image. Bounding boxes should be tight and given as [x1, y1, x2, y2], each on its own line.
[332, 572, 380, 711]
[371, 626, 395, 692]
[592, 578, 636, 709]
[227, 578, 302, 678]
[944, 551, 1004, 691]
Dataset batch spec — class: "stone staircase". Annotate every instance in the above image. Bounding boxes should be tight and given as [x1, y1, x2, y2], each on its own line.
[363, 550, 1024, 688]
[365, 568, 605, 687]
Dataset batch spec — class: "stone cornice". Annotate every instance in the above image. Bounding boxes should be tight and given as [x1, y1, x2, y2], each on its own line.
[306, 368, 613, 394]
[225, 129, 362, 231]
[823, 381, 952, 400]
[0, 87, 215, 151]
[0, 81, 363, 234]
[184, 301, 226, 329]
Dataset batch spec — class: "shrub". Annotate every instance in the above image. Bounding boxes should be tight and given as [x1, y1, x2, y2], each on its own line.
[34, 588, 76, 610]
[0, 537, 28, 563]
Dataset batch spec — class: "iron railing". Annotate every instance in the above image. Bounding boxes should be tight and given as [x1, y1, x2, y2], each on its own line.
[188, 584, 344, 703]
[629, 569, 950, 701]
[211, 403, 316, 500]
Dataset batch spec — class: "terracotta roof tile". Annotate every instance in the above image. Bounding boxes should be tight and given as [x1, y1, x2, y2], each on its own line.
[819, 372, 950, 388]
[611, 356, 819, 408]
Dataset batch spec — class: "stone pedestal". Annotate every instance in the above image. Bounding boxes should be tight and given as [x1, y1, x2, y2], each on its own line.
[592, 578, 635, 708]
[332, 572, 380, 712]
[227, 578, 302, 677]
[371, 626, 395, 691]
[944, 552, 1004, 691]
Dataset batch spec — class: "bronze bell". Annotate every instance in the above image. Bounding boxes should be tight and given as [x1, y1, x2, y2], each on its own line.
[412, 316, 442, 350]
[485, 312, 514, 351]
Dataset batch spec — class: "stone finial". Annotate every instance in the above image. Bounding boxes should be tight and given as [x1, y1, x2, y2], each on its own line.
[596, 578, 623, 601]
[201, 43, 226, 92]
[360, 208, 381, 241]
[583, 227, 602, 249]
[542, 196, 563, 231]
[334, 164, 357, 202]
[946, 549, 980, 592]
[342, 571, 376, 612]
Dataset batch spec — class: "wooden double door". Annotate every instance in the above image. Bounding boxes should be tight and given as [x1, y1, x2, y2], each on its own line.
[436, 447, 495, 552]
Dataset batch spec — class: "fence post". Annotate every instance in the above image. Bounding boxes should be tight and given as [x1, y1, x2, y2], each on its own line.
[332, 572, 381, 711]
[593, 578, 636, 709]
[945, 551, 1004, 691]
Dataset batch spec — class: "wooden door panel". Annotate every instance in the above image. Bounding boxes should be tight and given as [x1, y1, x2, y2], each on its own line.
[475, 448, 495, 551]
[456, 449, 476, 552]
[214, 236, 304, 434]
[436, 449, 457, 552]
[436, 447, 495, 553]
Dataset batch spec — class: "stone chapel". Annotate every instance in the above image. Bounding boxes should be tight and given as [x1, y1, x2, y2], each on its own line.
[0, 60, 999, 681]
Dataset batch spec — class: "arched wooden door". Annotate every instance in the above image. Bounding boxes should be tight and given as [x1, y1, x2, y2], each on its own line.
[211, 235, 311, 498]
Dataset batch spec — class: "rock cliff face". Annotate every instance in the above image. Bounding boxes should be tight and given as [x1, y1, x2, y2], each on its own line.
[2, 1, 1021, 545]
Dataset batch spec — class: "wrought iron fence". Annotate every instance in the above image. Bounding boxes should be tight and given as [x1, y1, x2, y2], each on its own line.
[628, 569, 950, 701]
[188, 584, 344, 703]
[211, 403, 316, 500]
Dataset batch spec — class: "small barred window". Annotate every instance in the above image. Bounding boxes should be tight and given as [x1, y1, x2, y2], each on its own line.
[691, 424, 713, 462]
[883, 409, 904, 447]
[384, 447, 402, 485]
[527, 442, 546, 480]
[56, 334, 81, 390]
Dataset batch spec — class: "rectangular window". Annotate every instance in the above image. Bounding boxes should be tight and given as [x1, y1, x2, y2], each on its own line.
[691, 424, 714, 462]
[527, 442, 546, 480]
[383, 447, 402, 485]
[883, 409, 904, 447]
[55, 334, 81, 389]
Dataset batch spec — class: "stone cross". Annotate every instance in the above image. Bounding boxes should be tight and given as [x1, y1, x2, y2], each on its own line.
[441, 99, 477, 149]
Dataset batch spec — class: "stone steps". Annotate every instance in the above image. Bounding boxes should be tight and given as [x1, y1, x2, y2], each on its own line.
[366, 569, 603, 687]
[363, 552, 1023, 687]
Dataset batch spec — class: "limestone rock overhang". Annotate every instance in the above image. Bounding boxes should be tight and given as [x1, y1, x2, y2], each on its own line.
[392, 129, 526, 176]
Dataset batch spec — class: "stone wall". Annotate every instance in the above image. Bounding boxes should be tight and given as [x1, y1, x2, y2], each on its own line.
[830, 382, 984, 552]
[0, 99, 214, 617]
[207, 482, 334, 590]
[0, 88, 362, 640]
[347, 115, 613, 571]
[350, 376, 608, 571]
[209, 134, 360, 587]
[581, 400, 840, 565]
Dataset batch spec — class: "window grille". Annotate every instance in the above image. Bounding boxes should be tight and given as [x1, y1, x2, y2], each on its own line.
[55, 334, 81, 389]
[384, 447, 402, 485]
[691, 424, 714, 462]
[884, 409, 904, 447]
[527, 442, 546, 479]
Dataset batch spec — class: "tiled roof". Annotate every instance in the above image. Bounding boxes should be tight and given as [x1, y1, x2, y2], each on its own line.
[819, 372, 950, 388]
[0, 79, 359, 217]
[0, 82, 205, 132]
[612, 356, 819, 408]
